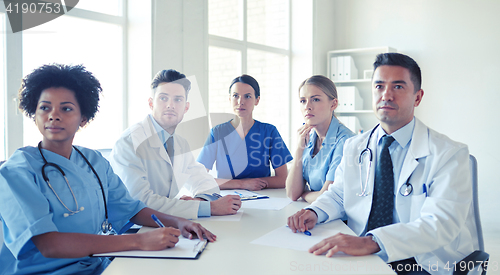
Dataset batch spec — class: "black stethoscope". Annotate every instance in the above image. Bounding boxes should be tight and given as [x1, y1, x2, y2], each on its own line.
[357, 125, 413, 197]
[38, 142, 115, 235]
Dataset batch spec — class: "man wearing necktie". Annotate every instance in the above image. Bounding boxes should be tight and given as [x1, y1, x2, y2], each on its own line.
[110, 69, 241, 220]
[288, 53, 476, 274]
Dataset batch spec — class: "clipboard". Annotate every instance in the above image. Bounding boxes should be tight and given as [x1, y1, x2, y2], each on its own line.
[92, 227, 208, 259]
[93, 238, 207, 259]
[220, 189, 269, 201]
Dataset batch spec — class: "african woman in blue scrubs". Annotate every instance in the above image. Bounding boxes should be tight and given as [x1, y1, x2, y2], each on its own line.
[0, 64, 215, 275]
[286, 75, 355, 203]
[197, 75, 292, 190]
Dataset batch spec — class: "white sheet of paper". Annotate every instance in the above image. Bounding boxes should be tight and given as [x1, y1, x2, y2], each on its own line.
[194, 210, 244, 221]
[241, 197, 292, 210]
[251, 225, 339, 252]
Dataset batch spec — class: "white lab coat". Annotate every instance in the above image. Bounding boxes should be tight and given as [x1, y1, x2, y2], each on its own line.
[313, 118, 477, 275]
[109, 116, 219, 220]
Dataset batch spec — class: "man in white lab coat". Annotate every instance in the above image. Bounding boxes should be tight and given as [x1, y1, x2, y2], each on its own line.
[288, 53, 477, 275]
[110, 69, 241, 220]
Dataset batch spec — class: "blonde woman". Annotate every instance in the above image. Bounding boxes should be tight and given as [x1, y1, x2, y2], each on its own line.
[286, 75, 355, 202]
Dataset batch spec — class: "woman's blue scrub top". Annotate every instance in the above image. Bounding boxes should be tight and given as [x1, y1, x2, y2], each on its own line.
[197, 120, 292, 179]
[302, 117, 355, 191]
[0, 146, 146, 275]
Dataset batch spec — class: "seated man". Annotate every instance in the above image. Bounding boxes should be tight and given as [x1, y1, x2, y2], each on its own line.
[288, 53, 477, 274]
[110, 69, 241, 220]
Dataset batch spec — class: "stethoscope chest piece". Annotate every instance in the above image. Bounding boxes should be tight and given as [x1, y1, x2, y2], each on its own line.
[100, 220, 116, 235]
[399, 182, 413, 197]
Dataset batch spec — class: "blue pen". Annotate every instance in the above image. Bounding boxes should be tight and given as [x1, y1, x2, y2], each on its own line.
[422, 184, 428, 197]
[286, 225, 312, 236]
[151, 214, 165, 228]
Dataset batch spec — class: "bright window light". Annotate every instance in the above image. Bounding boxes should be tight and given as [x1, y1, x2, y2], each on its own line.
[22, 15, 124, 150]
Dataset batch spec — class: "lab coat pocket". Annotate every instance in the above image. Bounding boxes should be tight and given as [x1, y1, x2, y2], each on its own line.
[410, 193, 426, 221]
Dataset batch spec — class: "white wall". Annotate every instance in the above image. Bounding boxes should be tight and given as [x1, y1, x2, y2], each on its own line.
[151, 0, 210, 152]
[325, 0, 500, 252]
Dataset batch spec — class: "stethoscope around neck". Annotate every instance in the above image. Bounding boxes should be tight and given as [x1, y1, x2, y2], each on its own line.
[38, 142, 116, 235]
[357, 125, 413, 197]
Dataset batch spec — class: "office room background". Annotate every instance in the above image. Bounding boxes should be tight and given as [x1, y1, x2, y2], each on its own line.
[1, 0, 499, 270]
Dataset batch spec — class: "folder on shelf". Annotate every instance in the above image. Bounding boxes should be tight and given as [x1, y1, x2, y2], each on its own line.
[343, 56, 358, 80]
[336, 86, 363, 112]
[337, 55, 345, 81]
[330, 57, 338, 80]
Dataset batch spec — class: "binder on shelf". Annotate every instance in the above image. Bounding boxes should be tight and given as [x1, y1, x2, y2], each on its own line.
[337, 55, 345, 81]
[336, 86, 363, 112]
[343, 56, 358, 80]
[330, 57, 338, 80]
[338, 116, 362, 134]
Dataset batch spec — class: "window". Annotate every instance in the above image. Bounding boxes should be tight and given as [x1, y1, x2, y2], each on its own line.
[208, 0, 290, 143]
[0, 12, 5, 160]
[208, 46, 242, 115]
[73, 0, 123, 16]
[21, 3, 126, 149]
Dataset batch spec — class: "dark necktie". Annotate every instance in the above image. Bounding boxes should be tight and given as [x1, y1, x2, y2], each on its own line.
[367, 135, 395, 232]
[166, 136, 174, 165]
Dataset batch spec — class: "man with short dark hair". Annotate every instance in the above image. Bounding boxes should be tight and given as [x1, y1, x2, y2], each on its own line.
[288, 53, 477, 274]
[110, 69, 241, 219]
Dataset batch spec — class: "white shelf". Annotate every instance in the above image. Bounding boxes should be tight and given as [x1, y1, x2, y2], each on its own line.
[335, 79, 371, 84]
[336, 110, 373, 115]
[328, 46, 396, 133]
[327, 46, 397, 56]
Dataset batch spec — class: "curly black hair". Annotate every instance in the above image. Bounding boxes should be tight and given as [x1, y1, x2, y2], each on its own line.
[18, 64, 102, 124]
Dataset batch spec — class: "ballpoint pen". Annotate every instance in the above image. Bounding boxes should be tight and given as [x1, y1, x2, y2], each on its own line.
[286, 224, 312, 236]
[422, 184, 428, 197]
[151, 214, 165, 228]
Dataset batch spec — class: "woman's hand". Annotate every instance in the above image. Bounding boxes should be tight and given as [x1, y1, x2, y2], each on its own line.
[239, 178, 268, 190]
[297, 124, 314, 150]
[137, 227, 181, 250]
[176, 219, 217, 242]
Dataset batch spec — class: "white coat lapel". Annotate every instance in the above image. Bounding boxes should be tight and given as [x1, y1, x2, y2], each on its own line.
[397, 119, 430, 191]
[395, 119, 430, 221]
[354, 128, 380, 224]
[144, 116, 171, 165]
[171, 134, 191, 197]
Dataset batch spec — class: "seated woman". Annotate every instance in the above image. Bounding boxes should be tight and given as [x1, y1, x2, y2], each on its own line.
[0, 64, 215, 275]
[286, 75, 355, 203]
[197, 75, 292, 191]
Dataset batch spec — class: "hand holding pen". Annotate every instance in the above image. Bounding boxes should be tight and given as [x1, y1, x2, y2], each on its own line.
[131, 214, 181, 251]
[287, 209, 318, 235]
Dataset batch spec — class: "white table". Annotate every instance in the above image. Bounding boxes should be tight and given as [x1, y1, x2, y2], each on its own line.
[102, 189, 395, 275]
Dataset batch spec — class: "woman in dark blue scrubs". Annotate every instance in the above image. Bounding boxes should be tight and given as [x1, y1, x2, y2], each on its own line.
[197, 75, 292, 191]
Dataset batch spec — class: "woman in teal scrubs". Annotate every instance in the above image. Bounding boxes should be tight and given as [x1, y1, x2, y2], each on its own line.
[286, 75, 355, 203]
[0, 64, 215, 275]
[197, 75, 292, 190]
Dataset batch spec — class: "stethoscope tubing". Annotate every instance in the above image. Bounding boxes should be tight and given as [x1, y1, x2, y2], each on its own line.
[357, 125, 413, 197]
[38, 142, 110, 222]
